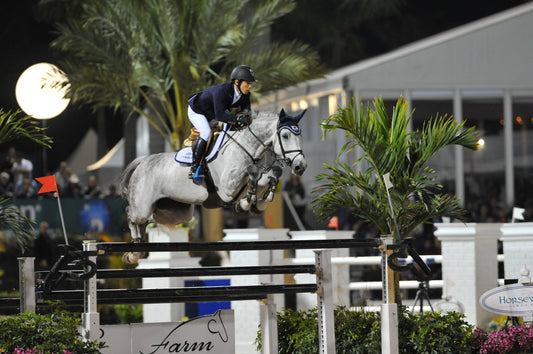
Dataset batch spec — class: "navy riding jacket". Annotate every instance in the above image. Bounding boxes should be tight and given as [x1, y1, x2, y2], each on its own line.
[188, 82, 251, 123]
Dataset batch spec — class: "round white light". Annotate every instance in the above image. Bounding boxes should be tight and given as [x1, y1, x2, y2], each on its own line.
[15, 63, 70, 119]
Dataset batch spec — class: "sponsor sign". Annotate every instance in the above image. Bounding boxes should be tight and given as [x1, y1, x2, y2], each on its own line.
[479, 284, 533, 316]
[100, 309, 234, 354]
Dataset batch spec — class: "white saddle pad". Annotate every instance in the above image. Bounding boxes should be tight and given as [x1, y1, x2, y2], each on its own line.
[175, 126, 228, 165]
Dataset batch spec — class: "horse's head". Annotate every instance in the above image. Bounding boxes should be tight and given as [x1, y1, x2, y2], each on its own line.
[274, 108, 307, 176]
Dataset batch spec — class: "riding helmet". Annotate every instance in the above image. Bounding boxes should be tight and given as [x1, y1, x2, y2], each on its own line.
[231, 65, 256, 82]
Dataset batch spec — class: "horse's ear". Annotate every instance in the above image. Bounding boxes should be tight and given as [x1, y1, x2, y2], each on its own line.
[294, 109, 307, 124]
[278, 108, 306, 128]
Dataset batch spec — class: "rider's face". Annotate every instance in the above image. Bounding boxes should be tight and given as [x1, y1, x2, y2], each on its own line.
[236, 80, 253, 95]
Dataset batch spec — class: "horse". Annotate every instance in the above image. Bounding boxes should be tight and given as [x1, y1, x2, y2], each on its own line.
[119, 109, 307, 263]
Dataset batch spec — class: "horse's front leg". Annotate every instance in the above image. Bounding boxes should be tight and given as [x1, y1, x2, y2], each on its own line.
[251, 166, 282, 215]
[236, 165, 260, 213]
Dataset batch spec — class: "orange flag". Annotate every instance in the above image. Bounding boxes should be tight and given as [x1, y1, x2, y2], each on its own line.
[328, 216, 339, 230]
[35, 175, 58, 194]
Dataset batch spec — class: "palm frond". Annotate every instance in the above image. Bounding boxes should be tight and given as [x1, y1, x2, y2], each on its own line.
[312, 96, 479, 239]
[0, 110, 53, 149]
[0, 199, 35, 252]
[42, 0, 326, 150]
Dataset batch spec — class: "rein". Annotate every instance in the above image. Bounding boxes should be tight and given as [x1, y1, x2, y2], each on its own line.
[222, 123, 303, 171]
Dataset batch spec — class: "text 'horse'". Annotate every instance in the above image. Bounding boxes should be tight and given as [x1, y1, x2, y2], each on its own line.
[119, 109, 307, 262]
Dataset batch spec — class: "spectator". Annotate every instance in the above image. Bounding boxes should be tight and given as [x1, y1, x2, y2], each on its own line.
[104, 184, 120, 199]
[62, 174, 83, 198]
[83, 175, 102, 199]
[55, 161, 70, 194]
[0, 172, 14, 198]
[15, 177, 36, 199]
[34, 221, 58, 270]
[1, 146, 16, 179]
[11, 152, 33, 188]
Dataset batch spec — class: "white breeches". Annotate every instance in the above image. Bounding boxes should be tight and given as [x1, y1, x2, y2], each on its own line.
[188, 106, 211, 141]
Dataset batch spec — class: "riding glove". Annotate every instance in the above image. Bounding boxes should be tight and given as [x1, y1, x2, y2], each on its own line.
[236, 111, 252, 126]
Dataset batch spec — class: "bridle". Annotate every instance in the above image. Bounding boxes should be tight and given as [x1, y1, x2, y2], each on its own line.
[276, 126, 304, 167]
[222, 123, 304, 171]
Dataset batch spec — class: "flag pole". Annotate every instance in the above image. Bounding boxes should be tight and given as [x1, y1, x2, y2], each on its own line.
[55, 192, 69, 245]
[35, 175, 69, 245]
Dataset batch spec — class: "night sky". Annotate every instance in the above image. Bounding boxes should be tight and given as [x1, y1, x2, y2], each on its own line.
[0, 1, 122, 175]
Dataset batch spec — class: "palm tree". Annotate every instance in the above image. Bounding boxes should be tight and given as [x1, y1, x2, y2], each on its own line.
[312, 96, 479, 241]
[312, 96, 479, 303]
[39, 0, 325, 150]
[0, 110, 53, 250]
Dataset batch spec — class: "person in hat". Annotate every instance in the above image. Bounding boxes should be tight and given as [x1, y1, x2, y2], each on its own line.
[187, 65, 256, 182]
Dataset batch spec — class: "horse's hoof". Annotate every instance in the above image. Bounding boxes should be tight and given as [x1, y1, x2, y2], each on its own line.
[234, 203, 246, 214]
[122, 252, 139, 264]
[250, 204, 263, 216]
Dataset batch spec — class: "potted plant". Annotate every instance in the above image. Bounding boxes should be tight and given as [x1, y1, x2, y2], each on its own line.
[311, 96, 479, 302]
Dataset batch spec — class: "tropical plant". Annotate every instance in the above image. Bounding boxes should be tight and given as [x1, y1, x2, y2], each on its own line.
[0, 110, 52, 251]
[39, 0, 325, 150]
[311, 96, 479, 241]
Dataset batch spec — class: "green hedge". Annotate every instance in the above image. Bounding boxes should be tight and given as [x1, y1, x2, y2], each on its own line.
[0, 308, 106, 353]
[257, 306, 478, 353]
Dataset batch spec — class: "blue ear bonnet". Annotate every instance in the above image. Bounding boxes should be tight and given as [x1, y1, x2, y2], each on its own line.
[277, 108, 306, 134]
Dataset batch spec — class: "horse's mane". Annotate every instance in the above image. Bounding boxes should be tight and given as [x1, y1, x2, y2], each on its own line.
[251, 110, 278, 129]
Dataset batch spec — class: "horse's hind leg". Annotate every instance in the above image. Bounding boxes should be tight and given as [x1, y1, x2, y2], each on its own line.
[123, 212, 149, 264]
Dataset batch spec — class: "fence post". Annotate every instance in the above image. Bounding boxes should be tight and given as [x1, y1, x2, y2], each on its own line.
[82, 240, 99, 342]
[435, 223, 499, 327]
[224, 228, 289, 354]
[138, 226, 201, 323]
[380, 236, 399, 354]
[18, 257, 35, 313]
[315, 249, 335, 354]
[260, 293, 278, 354]
[291, 230, 352, 310]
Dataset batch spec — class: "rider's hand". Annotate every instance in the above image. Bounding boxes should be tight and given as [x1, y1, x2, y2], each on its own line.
[236, 110, 252, 126]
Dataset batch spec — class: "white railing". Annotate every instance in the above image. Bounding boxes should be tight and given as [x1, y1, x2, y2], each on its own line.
[276, 253, 506, 311]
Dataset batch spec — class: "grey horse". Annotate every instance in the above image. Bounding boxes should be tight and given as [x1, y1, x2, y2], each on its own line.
[119, 109, 307, 263]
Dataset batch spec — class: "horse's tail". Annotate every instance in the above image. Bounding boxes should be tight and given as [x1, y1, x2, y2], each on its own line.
[119, 156, 145, 198]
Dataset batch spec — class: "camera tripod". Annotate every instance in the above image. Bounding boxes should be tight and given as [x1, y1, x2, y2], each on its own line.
[412, 279, 434, 313]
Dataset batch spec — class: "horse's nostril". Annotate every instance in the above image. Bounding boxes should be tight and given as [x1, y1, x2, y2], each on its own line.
[294, 165, 303, 176]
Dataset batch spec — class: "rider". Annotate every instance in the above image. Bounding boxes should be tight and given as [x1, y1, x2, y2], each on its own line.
[187, 65, 256, 181]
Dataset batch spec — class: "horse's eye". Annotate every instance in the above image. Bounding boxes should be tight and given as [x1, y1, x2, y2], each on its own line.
[282, 131, 290, 139]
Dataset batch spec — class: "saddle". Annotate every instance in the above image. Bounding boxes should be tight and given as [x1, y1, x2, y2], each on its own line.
[174, 122, 227, 165]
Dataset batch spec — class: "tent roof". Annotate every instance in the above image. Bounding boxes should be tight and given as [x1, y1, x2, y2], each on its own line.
[260, 1, 533, 104]
[86, 138, 124, 171]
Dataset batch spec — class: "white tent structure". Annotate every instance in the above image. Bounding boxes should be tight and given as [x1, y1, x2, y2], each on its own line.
[257, 2, 533, 209]
[86, 138, 125, 192]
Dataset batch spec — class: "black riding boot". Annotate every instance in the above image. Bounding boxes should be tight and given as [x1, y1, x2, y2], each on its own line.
[189, 138, 207, 180]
